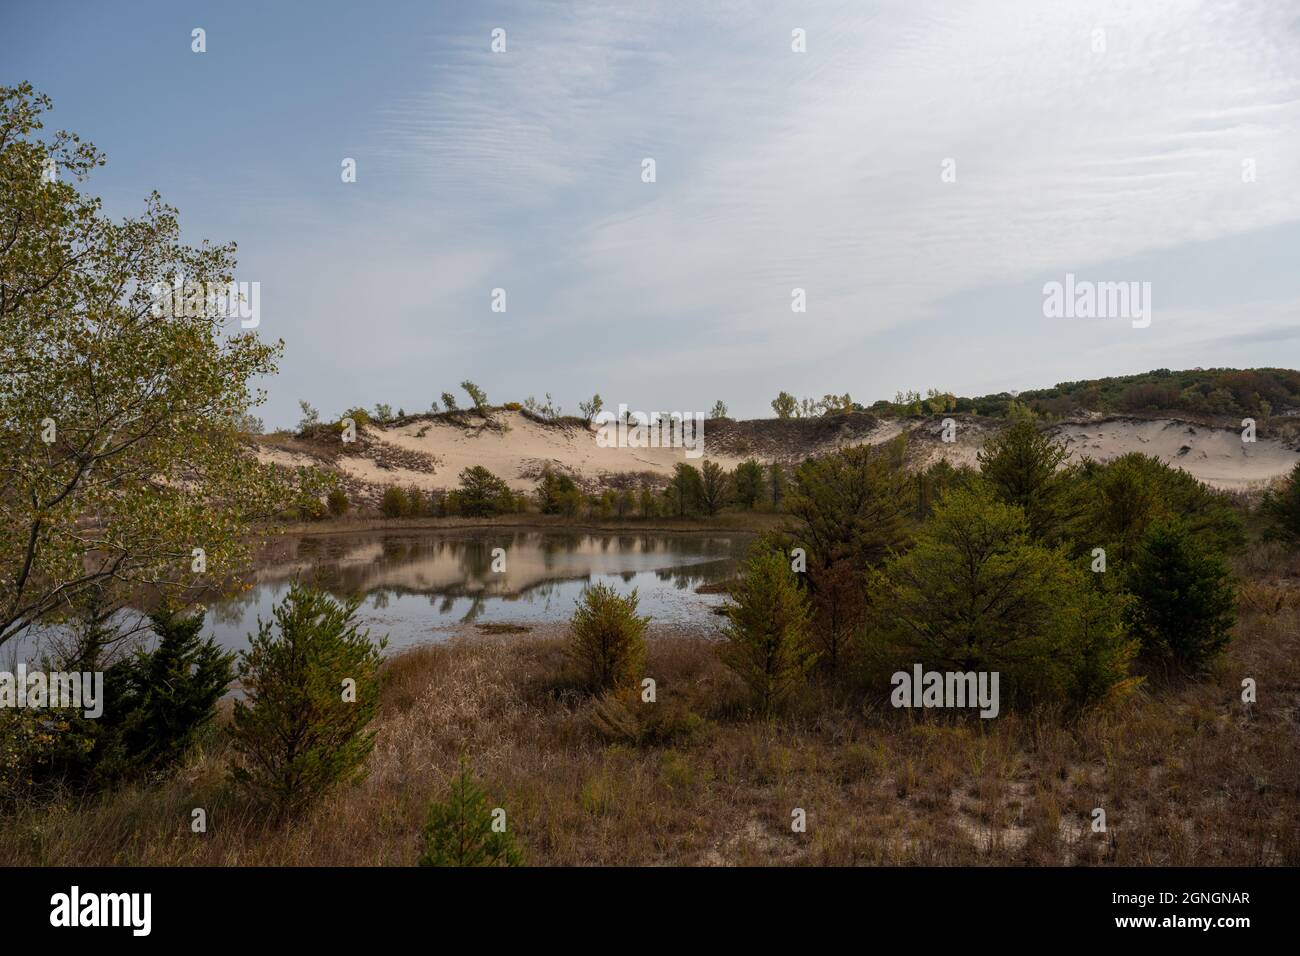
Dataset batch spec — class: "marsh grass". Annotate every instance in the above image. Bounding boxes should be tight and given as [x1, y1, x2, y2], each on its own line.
[2, 560, 1296, 866]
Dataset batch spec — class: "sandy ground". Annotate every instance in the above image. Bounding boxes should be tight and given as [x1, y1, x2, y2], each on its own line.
[348, 411, 750, 491]
[1048, 419, 1300, 489]
[255, 410, 1299, 494]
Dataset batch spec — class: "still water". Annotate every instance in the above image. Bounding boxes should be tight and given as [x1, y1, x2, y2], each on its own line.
[198, 529, 747, 653]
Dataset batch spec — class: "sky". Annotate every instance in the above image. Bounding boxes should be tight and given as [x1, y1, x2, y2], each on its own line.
[4, 0, 1299, 427]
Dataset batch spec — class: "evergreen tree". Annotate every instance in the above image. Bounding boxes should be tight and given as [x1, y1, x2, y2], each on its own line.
[109, 609, 235, 772]
[666, 463, 704, 517]
[720, 549, 817, 713]
[784, 444, 911, 673]
[536, 467, 581, 515]
[1123, 520, 1236, 672]
[769, 461, 786, 508]
[1080, 453, 1244, 563]
[874, 483, 1136, 705]
[419, 759, 523, 867]
[1261, 463, 1300, 546]
[976, 419, 1073, 542]
[326, 487, 350, 517]
[700, 460, 728, 515]
[639, 486, 659, 518]
[732, 459, 765, 510]
[380, 485, 411, 518]
[458, 465, 511, 517]
[229, 584, 386, 816]
[566, 583, 649, 692]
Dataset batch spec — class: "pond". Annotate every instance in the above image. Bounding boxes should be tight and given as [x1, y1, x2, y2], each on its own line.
[199, 528, 748, 654]
[7, 529, 750, 666]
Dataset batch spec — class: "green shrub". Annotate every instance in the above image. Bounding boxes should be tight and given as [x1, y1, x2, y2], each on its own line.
[666, 463, 704, 516]
[732, 459, 764, 509]
[566, 583, 649, 692]
[1079, 453, 1243, 562]
[700, 460, 728, 515]
[588, 687, 704, 746]
[719, 549, 817, 714]
[6, 607, 234, 793]
[784, 443, 911, 672]
[537, 467, 582, 515]
[1261, 463, 1300, 546]
[101, 609, 235, 775]
[326, 487, 350, 517]
[339, 407, 371, 430]
[380, 485, 410, 518]
[458, 465, 511, 517]
[1123, 520, 1236, 672]
[229, 584, 386, 816]
[872, 483, 1136, 706]
[976, 419, 1074, 542]
[419, 759, 523, 867]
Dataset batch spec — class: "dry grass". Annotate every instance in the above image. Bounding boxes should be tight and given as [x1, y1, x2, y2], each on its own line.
[3, 556, 1298, 867]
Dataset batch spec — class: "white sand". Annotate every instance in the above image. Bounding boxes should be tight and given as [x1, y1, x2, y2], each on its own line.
[1049, 419, 1299, 490]
[258, 412, 1299, 493]
[350, 411, 746, 491]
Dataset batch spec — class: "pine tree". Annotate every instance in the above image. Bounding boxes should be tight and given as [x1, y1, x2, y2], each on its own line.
[977, 419, 1073, 542]
[720, 549, 817, 713]
[700, 460, 728, 515]
[769, 461, 786, 508]
[667, 463, 704, 517]
[1261, 463, 1300, 546]
[566, 583, 648, 691]
[1123, 519, 1236, 672]
[419, 759, 523, 867]
[112, 609, 235, 771]
[732, 459, 764, 510]
[783, 444, 911, 672]
[458, 465, 511, 517]
[874, 483, 1137, 705]
[229, 584, 386, 816]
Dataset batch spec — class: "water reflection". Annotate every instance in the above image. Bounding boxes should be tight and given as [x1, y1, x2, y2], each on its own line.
[202, 530, 746, 653]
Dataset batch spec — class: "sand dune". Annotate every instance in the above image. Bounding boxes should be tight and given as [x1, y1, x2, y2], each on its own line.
[1048, 419, 1299, 489]
[254, 410, 1299, 498]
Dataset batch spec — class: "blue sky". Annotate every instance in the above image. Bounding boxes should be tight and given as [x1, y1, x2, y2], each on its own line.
[4, 0, 1299, 427]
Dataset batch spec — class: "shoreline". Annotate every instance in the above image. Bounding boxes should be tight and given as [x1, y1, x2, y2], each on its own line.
[263, 513, 781, 538]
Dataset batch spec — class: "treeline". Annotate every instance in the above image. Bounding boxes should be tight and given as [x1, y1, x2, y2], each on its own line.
[863, 368, 1300, 420]
[361, 459, 789, 522]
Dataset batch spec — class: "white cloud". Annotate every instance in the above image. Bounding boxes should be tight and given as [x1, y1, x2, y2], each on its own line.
[289, 0, 1300, 417]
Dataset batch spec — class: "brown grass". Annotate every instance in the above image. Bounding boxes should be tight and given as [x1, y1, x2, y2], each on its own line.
[3, 551, 1298, 867]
